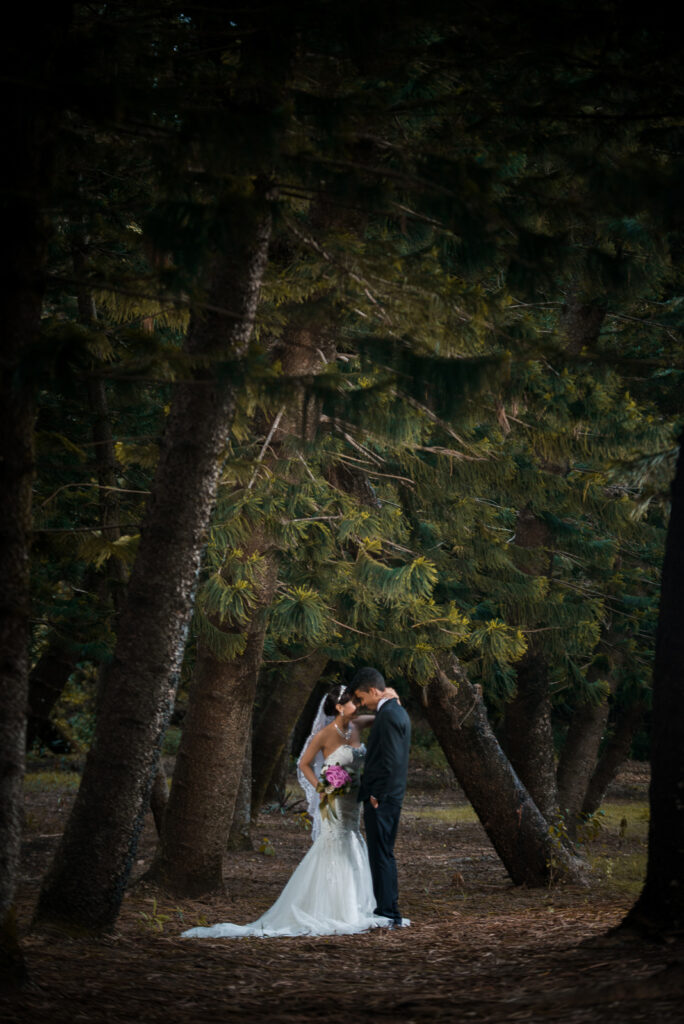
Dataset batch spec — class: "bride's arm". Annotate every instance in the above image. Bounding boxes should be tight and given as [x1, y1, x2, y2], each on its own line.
[298, 732, 326, 791]
[353, 715, 375, 730]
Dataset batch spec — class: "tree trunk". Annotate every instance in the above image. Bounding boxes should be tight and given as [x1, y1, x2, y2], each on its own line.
[146, 549, 278, 895]
[502, 300, 608, 826]
[582, 700, 646, 817]
[0, 4, 72, 983]
[145, 321, 333, 896]
[556, 621, 622, 835]
[561, 298, 606, 357]
[556, 694, 612, 833]
[504, 508, 558, 820]
[414, 658, 586, 887]
[226, 729, 254, 851]
[149, 766, 170, 838]
[263, 742, 291, 804]
[502, 650, 558, 821]
[251, 651, 329, 814]
[26, 640, 79, 750]
[622, 434, 684, 936]
[35, 205, 272, 932]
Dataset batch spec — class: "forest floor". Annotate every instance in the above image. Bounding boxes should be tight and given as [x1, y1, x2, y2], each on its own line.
[5, 757, 684, 1023]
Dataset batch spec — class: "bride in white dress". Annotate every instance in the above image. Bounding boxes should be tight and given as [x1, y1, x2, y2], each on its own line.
[181, 685, 396, 939]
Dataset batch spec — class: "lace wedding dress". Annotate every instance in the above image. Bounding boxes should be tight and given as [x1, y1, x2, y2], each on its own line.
[182, 744, 391, 939]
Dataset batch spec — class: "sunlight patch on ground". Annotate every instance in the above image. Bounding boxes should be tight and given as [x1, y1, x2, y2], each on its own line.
[405, 804, 478, 824]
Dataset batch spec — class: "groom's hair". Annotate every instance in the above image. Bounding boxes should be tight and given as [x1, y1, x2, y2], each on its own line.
[351, 666, 386, 693]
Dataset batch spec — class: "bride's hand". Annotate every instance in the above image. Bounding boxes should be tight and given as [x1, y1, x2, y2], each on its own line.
[384, 686, 401, 704]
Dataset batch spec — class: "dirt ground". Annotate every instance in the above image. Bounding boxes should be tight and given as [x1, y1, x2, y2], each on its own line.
[4, 759, 684, 1023]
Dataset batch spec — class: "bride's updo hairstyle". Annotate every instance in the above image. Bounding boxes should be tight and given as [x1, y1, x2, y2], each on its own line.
[323, 684, 354, 717]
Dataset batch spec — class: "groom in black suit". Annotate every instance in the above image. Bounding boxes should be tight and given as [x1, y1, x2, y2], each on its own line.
[353, 666, 411, 927]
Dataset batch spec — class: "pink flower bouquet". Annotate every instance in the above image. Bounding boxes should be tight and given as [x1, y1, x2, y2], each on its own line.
[316, 763, 355, 820]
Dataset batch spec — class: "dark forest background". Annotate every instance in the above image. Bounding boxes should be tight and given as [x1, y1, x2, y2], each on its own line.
[3, 0, 684, 985]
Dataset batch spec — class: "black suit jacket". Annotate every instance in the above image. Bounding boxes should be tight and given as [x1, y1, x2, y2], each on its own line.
[358, 698, 411, 803]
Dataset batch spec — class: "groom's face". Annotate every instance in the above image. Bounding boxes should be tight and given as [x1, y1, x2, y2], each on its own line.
[354, 687, 382, 711]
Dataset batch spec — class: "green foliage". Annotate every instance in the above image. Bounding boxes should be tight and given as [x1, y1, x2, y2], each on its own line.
[26, 0, 681, 770]
[138, 899, 184, 934]
[50, 666, 99, 752]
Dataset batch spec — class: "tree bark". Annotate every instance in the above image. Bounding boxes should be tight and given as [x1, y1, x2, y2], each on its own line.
[146, 548, 278, 895]
[582, 699, 646, 817]
[414, 658, 586, 887]
[149, 766, 170, 838]
[503, 509, 558, 820]
[35, 204, 272, 932]
[226, 728, 254, 851]
[561, 298, 606, 357]
[251, 651, 329, 814]
[556, 693, 612, 833]
[145, 321, 333, 896]
[555, 621, 622, 834]
[622, 434, 684, 936]
[26, 640, 79, 750]
[263, 741, 292, 804]
[502, 649, 558, 821]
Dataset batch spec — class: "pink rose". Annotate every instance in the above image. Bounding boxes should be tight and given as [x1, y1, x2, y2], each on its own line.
[324, 765, 351, 789]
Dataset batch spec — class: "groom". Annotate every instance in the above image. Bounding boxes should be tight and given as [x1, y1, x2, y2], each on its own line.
[353, 666, 411, 927]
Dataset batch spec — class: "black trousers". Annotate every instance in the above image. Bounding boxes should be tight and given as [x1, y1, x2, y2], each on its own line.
[363, 797, 402, 922]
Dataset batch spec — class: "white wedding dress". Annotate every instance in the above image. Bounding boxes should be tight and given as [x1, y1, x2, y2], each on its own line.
[182, 744, 392, 939]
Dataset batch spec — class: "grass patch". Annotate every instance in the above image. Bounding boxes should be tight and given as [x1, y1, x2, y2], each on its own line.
[579, 801, 649, 843]
[23, 772, 80, 793]
[589, 851, 647, 895]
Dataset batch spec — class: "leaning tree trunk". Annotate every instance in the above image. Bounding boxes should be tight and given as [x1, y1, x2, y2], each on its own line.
[582, 698, 646, 817]
[251, 651, 329, 814]
[146, 323, 334, 896]
[145, 548, 279, 895]
[623, 436, 684, 937]
[35, 204, 272, 932]
[414, 658, 586, 887]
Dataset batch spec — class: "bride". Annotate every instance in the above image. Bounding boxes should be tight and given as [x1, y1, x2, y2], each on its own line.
[182, 684, 396, 938]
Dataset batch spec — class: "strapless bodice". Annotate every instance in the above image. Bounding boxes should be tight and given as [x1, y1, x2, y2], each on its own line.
[323, 743, 366, 769]
[319, 744, 365, 839]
